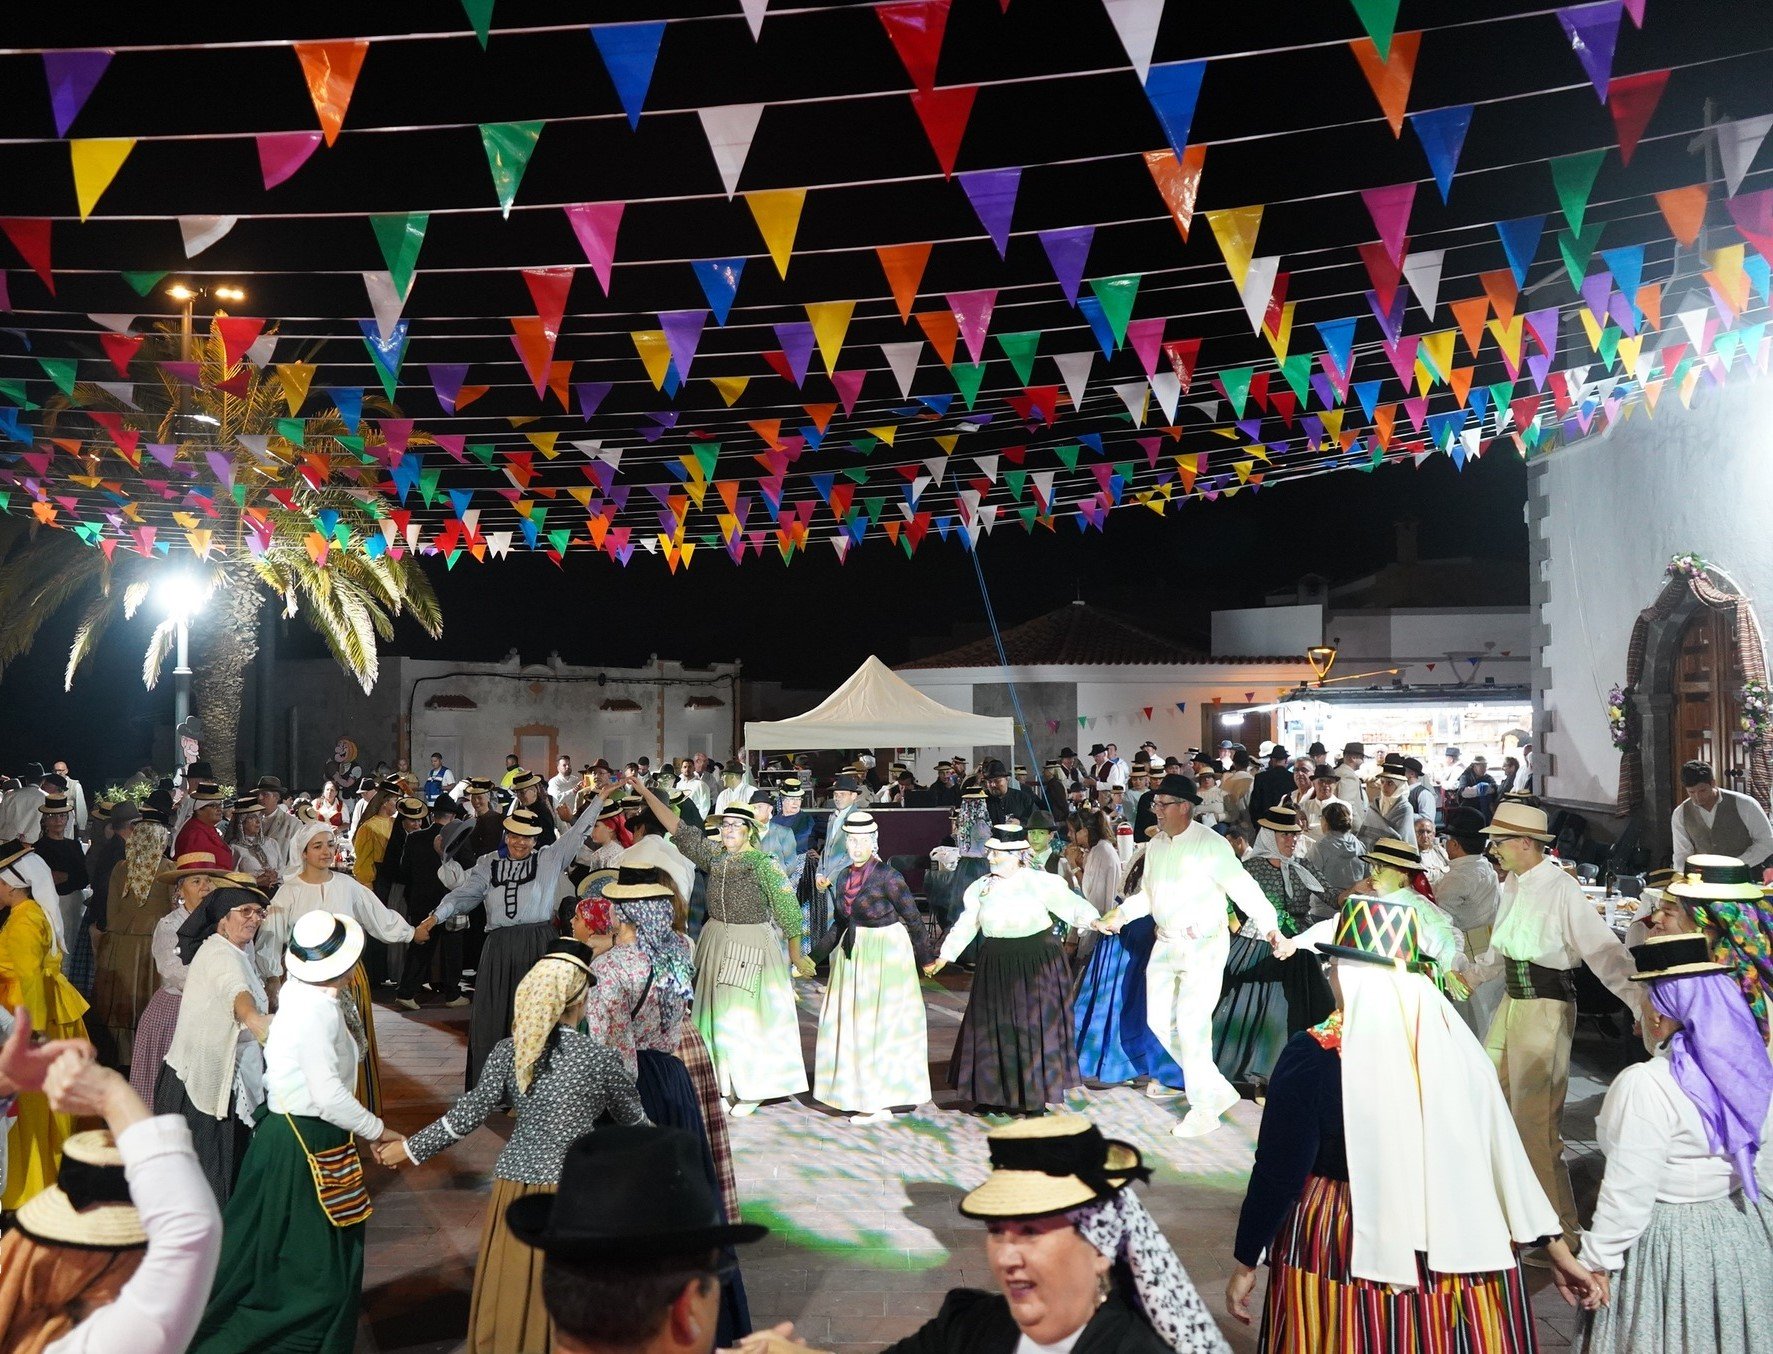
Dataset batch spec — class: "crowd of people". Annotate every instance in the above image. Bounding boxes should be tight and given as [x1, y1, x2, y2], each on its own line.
[0, 728, 1764, 1353]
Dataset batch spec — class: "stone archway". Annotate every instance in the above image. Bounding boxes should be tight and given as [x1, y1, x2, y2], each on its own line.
[1621, 560, 1772, 859]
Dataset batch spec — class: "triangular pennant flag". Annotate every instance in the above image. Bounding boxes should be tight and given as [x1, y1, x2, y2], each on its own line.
[959, 167, 1020, 256]
[881, 339, 923, 398]
[659, 309, 707, 380]
[1144, 60, 1207, 158]
[1450, 295, 1490, 355]
[523, 265, 574, 338]
[805, 300, 855, 376]
[514, 316, 560, 395]
[461, 0, 495, 46]
[947, 289, 997, 364]
[276, 362, 316, 415]
[698, 103, 764, 198]
[1144, 145, 1207, 241]
[98, 331, 142, 378]
[877, 241, 932, 322]
[877, 0, 951, 90]
[43, 49, 112, 138]
[1206, 205, 1263, 287]
[1362, 182, 1415, 263]
[591, 21, 667, 128]
[1495, 215, 1545, 286]
[1408, 104, 1473, 203]
[363, 270, 407, 344]
[179, 215, 237, 258]
[909, 85, 976, 178]
[746, 188, 805, 278]
[1349, 0, 1401, 59]
[688, 258, 742, 326]
[1607, 68, 1667, 166]
[915, 309, 960, 367]
[118, 269, 165, 298]
[773, 320, 816, 386]
[1349, 30, 1419, 136]
[69, 139, 135, 220]
[1036, 226, 1094, 305]
[215, 316, 265, 372]
[1655, 184, 1707, 247]
[256, 131, 323, 190]
[1558, 221, 1604, 288]
[1316, 317, 1359, 376]
[1549, 148, 1605, 234]
[997, 330, 1040, 385]
[293, 40, 369, 147]
[1402, 248, 1444, 318]
[0, 220, 52, 295]
[369, 212, 428, 300]
[479, 120, 543, 216]
[1717, 114, 1773, 198]
[563, 202, 623, 295]
[1556, 0, 1623, 101]
[1103, 0, 1165, 81]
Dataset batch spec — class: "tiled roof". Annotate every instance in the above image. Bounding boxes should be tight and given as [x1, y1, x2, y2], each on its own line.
[905, 602, 1258, 669]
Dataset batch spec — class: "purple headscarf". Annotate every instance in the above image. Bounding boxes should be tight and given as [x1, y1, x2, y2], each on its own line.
[1650, 971, 1773, 1200]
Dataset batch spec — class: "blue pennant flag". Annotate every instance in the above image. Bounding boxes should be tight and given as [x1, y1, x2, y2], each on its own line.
[692, 258, 745, 325]
[1144, 60, 1207, 158]
[1315, 317, 1360, 377]
[1495, 216, 1546, 287]
[591, 22, 666, 129]
[1409, 105, 1474, 204]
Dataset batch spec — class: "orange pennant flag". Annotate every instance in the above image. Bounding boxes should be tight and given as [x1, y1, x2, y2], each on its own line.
[1449, 295, 1489, 356]
[915, 309, 960, 368]
[511, 316, 557, 396]
[1654, 184, 1708, 248]
[1478, 269, 1518, 327]
[1145, 145, 1208, 242]
[1635, 281, 1661, 331]
[1349, 31, 1419, 137]
[877, 242, 932, 323]
[294, 40, 370, 147]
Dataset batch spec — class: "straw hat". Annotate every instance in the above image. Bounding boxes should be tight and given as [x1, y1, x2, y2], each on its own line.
[463, 775, 496, 795]
[576, 866, 619, 901]
[715, 804, 758, 827]
[1255, 804, 1304, 834]
[397, 796, 429, 821]
[1628, 932, 1731, 982]
[843, 811, 879, 835]
[1667, 855, 1764, 902]
[503, 808, 546, 838]
[603, 865, 673, 900]
[984, 820, 1031, 852]
[959, 1115, 1146, 1220]
[14, 1131, 147, 1250]
[37, 795, 73, 817]
[187, 780, 226, 803]
[284, 910, 365, 983]
[1362, 836, 1422, 873]
[1479, 803, 1556, 843]
[509, 770, 544, 792]
[230, 794, 263, 815]
[156, 850, 233, 883]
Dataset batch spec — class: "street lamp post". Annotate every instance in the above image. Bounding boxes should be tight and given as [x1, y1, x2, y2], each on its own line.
[157, 571, 209, 741]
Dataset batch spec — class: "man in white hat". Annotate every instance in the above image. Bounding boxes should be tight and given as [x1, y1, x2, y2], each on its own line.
[1670, 759, 1773, 873]
[1463, 802, 1642, 1255]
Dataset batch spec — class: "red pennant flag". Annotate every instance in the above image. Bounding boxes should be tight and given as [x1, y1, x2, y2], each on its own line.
[1163, 337, 1201, 392]
[98, 332, 142, 378]
[1358, 241, 1405, 313]
[909, 85, 975, 178]
[0, 219, 53, 295]
[876, 241, 932, 322]
[214, 316, 266, 372]
[214, 369, 251, 397]
[522, 266, 574, 339]
[877, 0, 950, 91]
[1607, 68, 1668, 166]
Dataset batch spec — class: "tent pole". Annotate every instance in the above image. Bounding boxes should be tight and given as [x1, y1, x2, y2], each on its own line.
[967, 544, 1053, 816]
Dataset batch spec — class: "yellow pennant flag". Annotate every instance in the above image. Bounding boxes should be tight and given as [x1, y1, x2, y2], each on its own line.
[631, 330, 673, 389]
[70, 139, 136, 220]
[1418, 330, 1456, 384]
[1486, 314, 1524, 371]
[276, 362, 316, 415]
[933, 433, 959, 455]
[804, 300, 855, 376]
[1616, 333, 1644, 378]
[1576, 306, 1606, 354]
[1205, 205, 1263, 289]
[710, 375, 750, 406]
[1262, 301, 1295, 361]
[865, 424, 897, 446]
[746, 188, 806, 279]
[525, 431, 559, 458]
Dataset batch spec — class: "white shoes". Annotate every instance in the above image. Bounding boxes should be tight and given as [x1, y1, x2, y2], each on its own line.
[850, 1109, 895, 1125]
[1171, 1092, 1238, 1138]
[728, 1100, 761, 1118]
[1144, 1081, 1185, 1100]
[395, 997, 420, 1012]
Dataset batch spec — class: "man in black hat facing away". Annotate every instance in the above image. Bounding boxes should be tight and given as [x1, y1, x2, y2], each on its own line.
[1247, 745, 1294, 829]
[510, 1125, 768, 1353]
[980, 758, 1035, 827]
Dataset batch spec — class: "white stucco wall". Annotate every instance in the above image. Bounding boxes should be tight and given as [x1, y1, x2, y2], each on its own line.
[1535, 376, 1773, 809]
[1329, 608, 1531, 687]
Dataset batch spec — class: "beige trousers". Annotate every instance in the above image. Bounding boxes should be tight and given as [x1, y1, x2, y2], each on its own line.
[1484, 993, 1578, 1245]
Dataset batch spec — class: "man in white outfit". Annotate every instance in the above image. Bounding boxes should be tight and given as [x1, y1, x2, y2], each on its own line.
[1101, 773, 1293, 1138]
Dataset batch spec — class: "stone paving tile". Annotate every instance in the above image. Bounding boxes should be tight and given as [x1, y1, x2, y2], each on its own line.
[354, 976, 1630, 1352]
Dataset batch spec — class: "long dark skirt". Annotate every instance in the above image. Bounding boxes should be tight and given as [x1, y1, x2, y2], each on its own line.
[466, 922, 555, 1088]
[1212, 933, 1334, 1086]
[948, 932, 1079, 1113]
[637, 1049, 753, 1346]
[190, 1108, 365, 1354]
[153, 1062, 251, 1208]
[1073, 917, 1183, 1088]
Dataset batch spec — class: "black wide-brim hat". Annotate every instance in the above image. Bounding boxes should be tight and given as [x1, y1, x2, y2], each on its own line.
[507, 1125, 768, 1259]
[1152, 773, 1201, 805]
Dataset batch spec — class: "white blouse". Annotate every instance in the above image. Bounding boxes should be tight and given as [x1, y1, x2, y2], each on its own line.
[264, 977, 382, 1140]
[257, 872, 413, 980]
[939, 866, 1099, 962]
[162, 934, 266, 1121]
[150, 907, 191, 994]
[1078, 839, 1122, 917]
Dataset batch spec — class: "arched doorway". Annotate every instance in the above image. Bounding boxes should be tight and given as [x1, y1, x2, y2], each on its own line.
[1670, 605, 1750, 796]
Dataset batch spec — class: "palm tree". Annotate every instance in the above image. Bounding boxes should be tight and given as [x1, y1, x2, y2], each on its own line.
[0, 316, 443, 781]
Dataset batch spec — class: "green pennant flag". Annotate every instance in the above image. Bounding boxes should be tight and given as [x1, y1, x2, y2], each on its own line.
[0, 491, 10, 512]
[1005, 469, 1027, 500]
[689, 440, 720, 479]
[36, 358, 77, 398]
[1549, 149, 1606, 235]
[1557, 222, 1605, 289]
[418, 466, 442, 507]
[1220, 364, 1256, 417]
[1055, 443, 1082, 471]
[461, 0, 495, 47]
[480, 120, 545, 218]
[1018, 505, 1039, 530]
[1598, 325, 1621, 370]
[861, 495, 886, 525]
[120, 270, 169, 298]
[337, 434, 369, 461]
[1278, 353, 1312, 403]
[1349, 0, 1401, 59]
[1112, 460, 1135, 486]
[469, 442, 497, 466]
[841, 465, 870, 484]
[370, 213, 429, 300]
[851, 434, 879, 456]
[1363, 445, 1384, 471]
[0, 378, 36, 408]
[359, 495, 385, 520]
[446, 548, 463, 570]
[549, 528, 573, 554]
[230, 483, 249, 506]
[1487, 382, 1514, 421]
[996, 331, 1040, 385]
[369, 352, 398, 403]
[952, 361, 987, 410]
[1086, 275, 1141, 351]
[276, 418, 306, 447]
[530, 505, 549, 533]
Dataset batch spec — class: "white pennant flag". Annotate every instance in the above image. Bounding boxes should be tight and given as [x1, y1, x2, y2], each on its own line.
[1239, 255, 1281, 333]
[973, 454, 998, 483]
[1113, 379, 1149, 424]
[363, 271, 408, 343]
[1717, 114, 1773, 197]
[831, 535, 850, 560]
[243, 332, 277, 368]
[1148, 369, 1181, 422]
[923, 457, 948, 486]
[179, 215, 238, 258]
[698, 103, 765, 199]
[1054, 350, 1093, 411]
[87, 313, 136, 333]
[740, 0, 768, 39]
[880, 340, 922, 398]
[1401, 248, 1445, 320]
[979, 503, 999, 534]
[94, 380, 137, 408]
[1102, 0, 1164, 83]
[487, 531, 513, 558]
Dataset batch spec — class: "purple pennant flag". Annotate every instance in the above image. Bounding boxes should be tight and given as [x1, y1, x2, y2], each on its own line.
[1526, 351, 1553, 390]
[1522, 305, 1561, 357]
[428, 363, 469, 414]
[606, 483, 631, 511]
[205, 450, 235, 491]
[1579, 270, 1613, 324]
[959, 167, 1021, 258]
[161, 360, 202, 387]
[43, 50, 112, 138]
[1556, 1, 1623, 101]
[1365, 288, 1407, 343]
[1607, 289, 1639, 337]
[1310, 371, 1340, 407]
[659, 309, 707, 380]
[1038, 226, 1094, 305]
[574, 381, 612, 420]
[773, 321, 816, 386]
[145, 442, 178, 469]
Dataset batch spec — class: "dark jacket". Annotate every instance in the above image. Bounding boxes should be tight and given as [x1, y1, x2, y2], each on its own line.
[883, 1289, 1171, 1354]
[1248, 765, 1295, 828]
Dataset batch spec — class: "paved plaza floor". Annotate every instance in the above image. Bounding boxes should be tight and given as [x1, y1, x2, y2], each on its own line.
[357, 973, 1639, 1352]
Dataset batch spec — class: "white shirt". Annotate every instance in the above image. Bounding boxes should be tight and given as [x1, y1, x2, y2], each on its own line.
[44, 1116, 222, 1354]
[63, 777, 89, 834]
[713, 779, 754, 814]
[1077, 839, 1122, 917]
[1671, 789, 1773, 872]
[264, 977, 383, 1140]
[257, 873, 414, 980]
[231, 833, 286, 880]
[1103, 759, 1130, 790]
[619, 834, 696, 904]
[1435, 852, 1501, 938]
[1117, 820, 1280, 942]
[1471, 857, 1640, 1010]
[547, 772, 579, 806]
[939, 866, 1100, 962]
[1417, 842, 1451, 883]
[1580, 1056, 1770, 1272]
[677, 776, 712, 816]
[164, 934, 265, 1120]
[261, 804, 302, 853]
[0, 783, 46, 843]
[150, 907, 192, 993]
[10, 848, 68, 957]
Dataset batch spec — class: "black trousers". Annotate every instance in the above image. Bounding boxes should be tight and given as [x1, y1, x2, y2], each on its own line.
[397, 924, 465, 1000]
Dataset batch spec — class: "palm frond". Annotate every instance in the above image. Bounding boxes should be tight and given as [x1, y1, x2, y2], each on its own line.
[121, 578, 152, 620]
[142, 618, 178, 690]
[65, 589, 119, 690]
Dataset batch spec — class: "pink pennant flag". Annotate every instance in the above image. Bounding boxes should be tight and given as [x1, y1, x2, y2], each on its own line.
[1126, 317, 1165, 379]
[563, 202, 624, 295]
[945, 288, 997, 364]
[1361, 183, 1415, 265]
[256, 131, 323, 190]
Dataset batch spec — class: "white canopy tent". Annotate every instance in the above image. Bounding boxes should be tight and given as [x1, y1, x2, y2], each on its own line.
[744, 655, 1013, 751]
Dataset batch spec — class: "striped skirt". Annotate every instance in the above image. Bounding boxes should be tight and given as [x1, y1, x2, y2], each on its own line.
[678, 1020, 741, 1225]
[1261, 1175, 1537, 1353]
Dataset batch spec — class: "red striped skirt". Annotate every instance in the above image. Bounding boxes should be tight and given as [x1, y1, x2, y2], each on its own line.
[1262, 1175, 1538, 1353]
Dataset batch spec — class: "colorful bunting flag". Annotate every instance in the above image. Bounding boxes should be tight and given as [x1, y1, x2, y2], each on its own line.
[909, 85, 976, 177]
[747, 188, 805, 278]
[591, 21, 667, 128]
[698, 103, 764, 198]
[370, 213, 428, 300]
[0, 220, 52, 295]
[877, 241, 932, 321]
[1408, 105, 1472, 203]
[1606, 68, 1667, 166]
[480, 120, 543, 216]
[256, 131, 323, 190]
[1549, 147, 1605, 233]
[43, 49, 112, 138]
[1144, 146, 1207, 241]
[563, 202, 623, 295]
[692, 258, 745, 325]
[959, 167, 1020, 256]
[877, 0, 951, 90]
[69, 139, 134, 220]
[1144, 60, 1207, 158]
[1349, 30, 1418, 136]
[293, 39, 369, 146]
[1555, 0, 1623, 101]
[1716, 114, 1773, 198]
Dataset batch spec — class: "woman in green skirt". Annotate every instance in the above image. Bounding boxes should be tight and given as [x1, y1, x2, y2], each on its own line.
[189, 909, 406, 1354]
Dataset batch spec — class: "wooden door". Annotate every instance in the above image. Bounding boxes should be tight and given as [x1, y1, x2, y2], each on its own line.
[1671, 607, 1748, 792]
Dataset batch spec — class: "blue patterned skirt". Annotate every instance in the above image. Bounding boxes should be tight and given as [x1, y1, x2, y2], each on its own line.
[1073, 917, 1183, 1088]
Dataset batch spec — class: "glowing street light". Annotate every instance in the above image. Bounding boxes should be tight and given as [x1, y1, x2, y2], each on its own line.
[164, 281, 247, 361]
[155, 571, 210, 732]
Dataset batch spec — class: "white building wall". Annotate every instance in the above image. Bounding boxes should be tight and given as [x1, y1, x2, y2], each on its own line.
[1533, 376, 1773, 810]
[1212, 604, 1323, 658]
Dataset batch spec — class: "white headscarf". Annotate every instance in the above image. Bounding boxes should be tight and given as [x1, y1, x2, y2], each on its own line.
[1338, 961, 1558, 1284]
[1250, 827, 1322, 901]
[284, 820, 338, 878]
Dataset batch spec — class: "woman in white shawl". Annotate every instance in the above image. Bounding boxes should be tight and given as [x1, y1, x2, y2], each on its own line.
[258, 820, 415, 1117]
[1225, 889, 1601, 1349]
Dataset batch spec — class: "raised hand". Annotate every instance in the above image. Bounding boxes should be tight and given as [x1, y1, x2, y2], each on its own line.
[0, 1007, 93, 1096]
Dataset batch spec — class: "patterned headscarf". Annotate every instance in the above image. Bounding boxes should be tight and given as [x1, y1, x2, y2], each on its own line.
[614, 897, 695, 1024]
[1689, 896, 1773, 1038]
[1066, 1190, 1225, 1352]
[512, 958, 590, 1094]
[121, 821, 170, 902]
